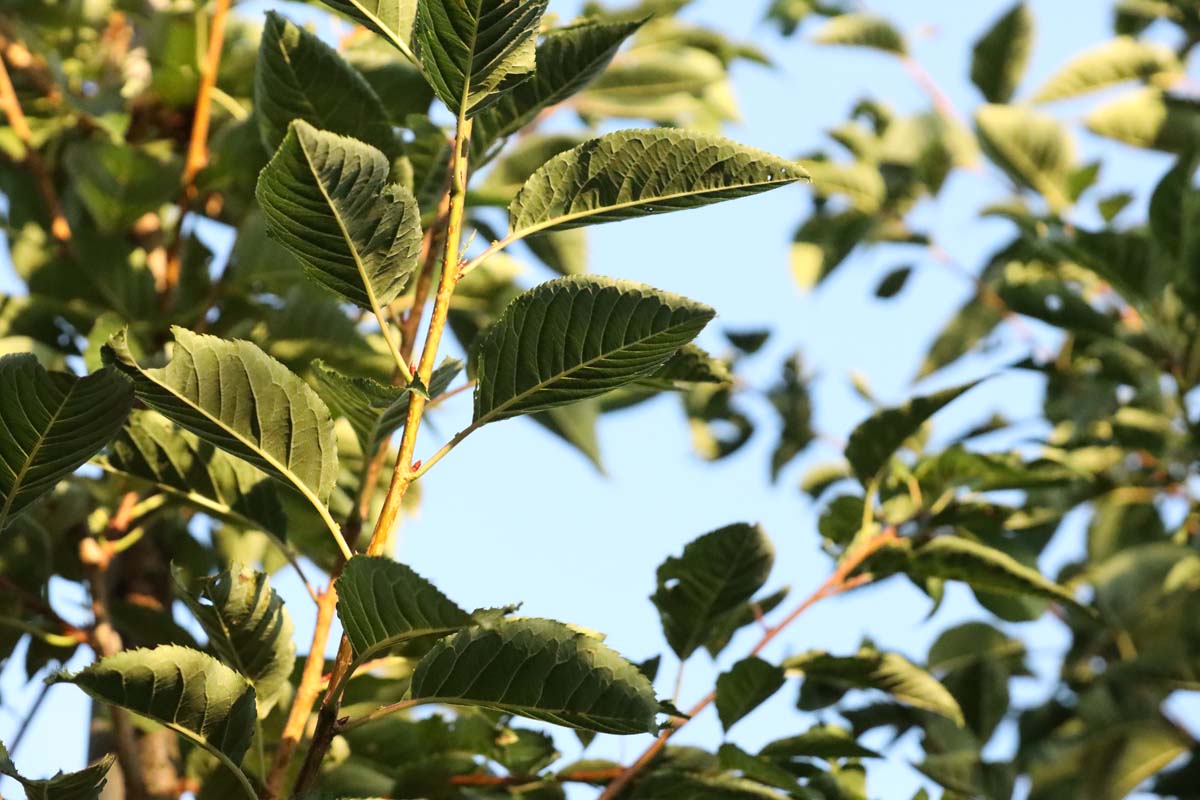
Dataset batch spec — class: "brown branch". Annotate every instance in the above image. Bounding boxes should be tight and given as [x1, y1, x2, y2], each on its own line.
[449, 768, 623, 787]
[597, 527, 899, 800]
[0, 43, 69, 241]
[163, 0, 231, 296]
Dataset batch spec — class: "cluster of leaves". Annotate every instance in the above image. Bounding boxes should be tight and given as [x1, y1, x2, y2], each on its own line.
[0, 1, 1198, 800]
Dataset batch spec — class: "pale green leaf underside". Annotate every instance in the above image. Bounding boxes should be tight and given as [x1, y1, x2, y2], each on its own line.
[509, 128, 805, 236]
[813, 13, 907, 55]
[104, 327, 340, 507]
[783, 648, 964, 725]
[51, 645, 258, 764]
[313, 358, 462, 455]
[105, 409, 287, 539]
[976, 104, 1075, 210]
[409, 618, 660, 734]
[336, 556, 472, 660]
[473, 18, 644, 154]
[0, 354, 132, 531]
[652, 523, 775, 660]
[414, 0, 549, 116]
[257, 120, 422, 311]
[473, 275, 714, 424]
[318, 0, 418, 59]
[176, 565, 296, 717]
[845, 381, 978, 485]
[1033, 36, 1181, 104]
[0, 740, 115, 800]
[255, 12, 399, 157]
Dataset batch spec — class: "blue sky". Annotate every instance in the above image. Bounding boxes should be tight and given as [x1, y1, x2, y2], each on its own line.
[2, 1, 1197, 797]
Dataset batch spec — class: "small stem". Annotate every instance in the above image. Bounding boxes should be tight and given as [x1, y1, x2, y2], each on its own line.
[263, 586, 338, 800]
[0, 43, 70, 241]
[597, 527, 899, 800]
[408, 421, 479, 480]
[341, 698, 425, 732]
[458, 232, 519, 280]
[163, 0, 231, 296]
[900, 55, 964, 126]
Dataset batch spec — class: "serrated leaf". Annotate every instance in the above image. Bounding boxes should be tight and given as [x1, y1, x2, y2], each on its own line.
[971, 2, 1033, 103]
[715, 656, 785, 731]
[473, 19, 645, 154]
[104, 328, 343, 549]
[976, 104, 1075, 211]
[813, 13, 906, 55]
[408, 618, 660, 734]
[335, 555, 472, 662]
[313, 358, 462, 456]
[50, 645, 257, 764]
[845, 382, 977, 486]
[0, 740, 114, 800]
[652, 523, 774, 659]
[507, 129, 804, 237]
[318, 0, 418, 58]
[782, 648, 964, 725]
[638, 344, 732, 390]
[104, 409, 287, 539]
[1033, 37, 1181, 104]
[0, 355, 132, 531]
[175, 565, 295, 717]
[473, 275, 714, 424]
[1086, 88, 1200, 154]
[908, 536, 1088, 613]
[533, 400, 604, 471]
[256, 120, 422, 311]
[413, 0, 549, 117]
[255, 12, 399, 156]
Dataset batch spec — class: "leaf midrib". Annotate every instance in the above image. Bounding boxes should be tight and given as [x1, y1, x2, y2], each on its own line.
[476, 313, 703, 424]
[0, 376, 78, 530]
[511, 174, 799, 239]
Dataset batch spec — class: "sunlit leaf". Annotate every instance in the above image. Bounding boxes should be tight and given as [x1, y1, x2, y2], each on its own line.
[1033, 37, 1181, 103]
[813, 13, 906, 55]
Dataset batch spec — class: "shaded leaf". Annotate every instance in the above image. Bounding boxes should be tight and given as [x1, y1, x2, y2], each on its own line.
[716, 656, 785, 731]
[408, 618, 660, 734]
[255, 12, 399, 156]
[813, 13, 906, 55]
[971, 2, 1034, 103]
[335, 555, 472, 660]
[652, 523, 774, 660]
[845, 382, 977, 486]
[875, 265, 913, 299]
[256, 120, 423, 311]
[473, 275, 714, 424]
[0, 741, 114, 800]
[0, 355, 132, 531]
[760, 725, 882, 760]
[175, 565, 295, 717]
[508, 129, 804, 236]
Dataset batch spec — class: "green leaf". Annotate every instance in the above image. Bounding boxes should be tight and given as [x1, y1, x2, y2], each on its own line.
[813, 13, 907, 55]
[1149, 152, 1200, 264]
[335, 555, 472, 661]
[313, 358, 462, 456]
[507, 129, 805, 237]
[844, 382, 977, 486]
[976, 104, 1076, 211]
[971, 2, 1034, 103]
[715, 656, 785, 731]
[50, 645, 257, 765]
[413, 0, 549, 117]
[103, 409, 287, 539]
[104, 328, 343, 552]
[802, 160, 887, 214]
[256, 120, 423, 312]
[0, 355, 133, 531]
[0, 741, 115, 800]
[639, 344, 732, 390]
[1032, 37, 1181, 103]
[907, 536, 1088, 613]
[255, 12, 399, 156]
[175, 565, 295, 717]
[475, 134, 584, 199]
[927, 621, 1029, 742]
[652, 523, 774, 659]
[63, 140, 181, 233]
[874, 265, 913, 299]
[783, 647, 964, 725]
[473, 275, 714, 424]
[317, 0, 418, 59]
[1085, 89, 1200, 154]
[760, 725, 882, 760]
[473, 19, 645, 154]
[408, 618, 660, 734]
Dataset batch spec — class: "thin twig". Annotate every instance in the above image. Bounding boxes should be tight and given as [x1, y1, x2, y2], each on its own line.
[0, 44, 69, 241]
[7, 682, 51, 755]
[597, 527, 899, 800]
[162, 0, 232, 296]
